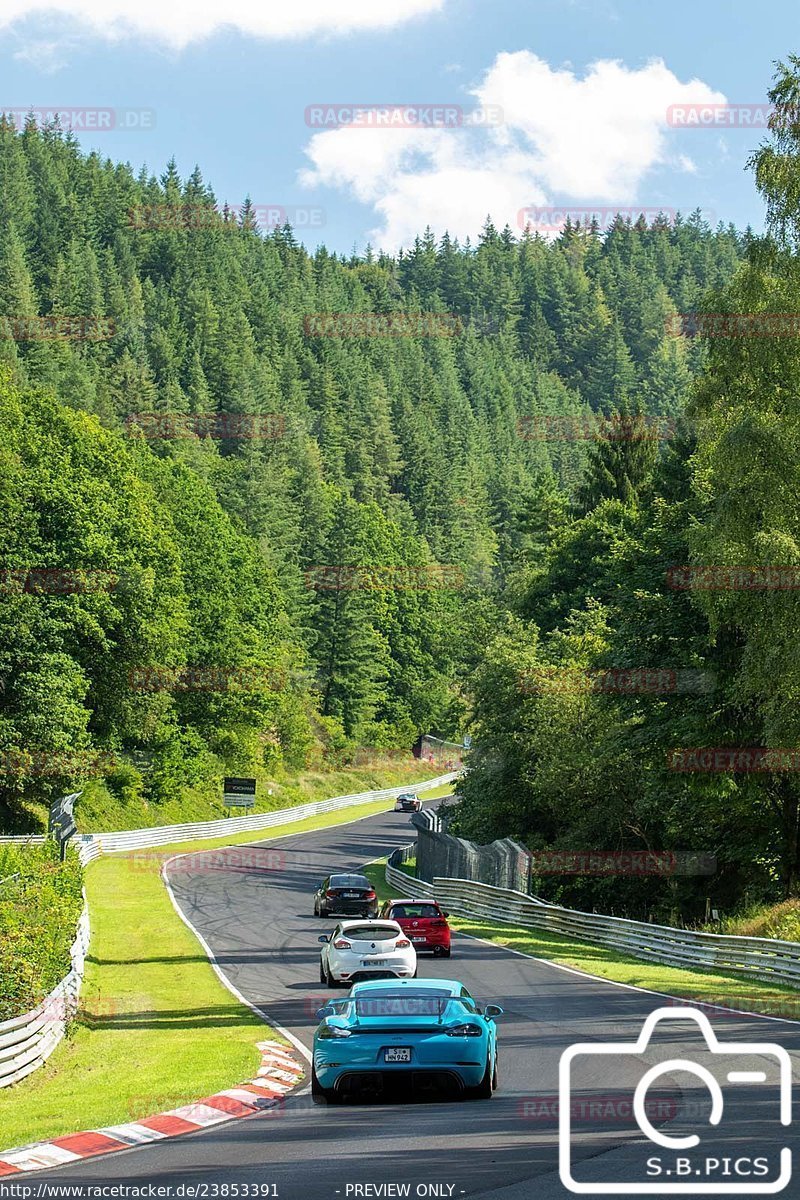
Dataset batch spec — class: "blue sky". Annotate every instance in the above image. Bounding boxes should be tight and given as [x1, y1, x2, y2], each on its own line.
[0, 0, 798, 252]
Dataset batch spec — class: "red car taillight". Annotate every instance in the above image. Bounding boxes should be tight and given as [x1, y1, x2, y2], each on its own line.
[333, 938, 352, 949]
[395, 938, 411, 948]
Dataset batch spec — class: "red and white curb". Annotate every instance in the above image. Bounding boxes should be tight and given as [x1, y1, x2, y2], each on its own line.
[0, 1040, 304, 1176]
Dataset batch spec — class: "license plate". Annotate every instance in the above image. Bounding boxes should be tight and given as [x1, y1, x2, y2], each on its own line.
[412, 936, 426, 943]
[343, 892, 359, 898]
[384, 1047, 411, 1063]
[362, 959, 387, 966]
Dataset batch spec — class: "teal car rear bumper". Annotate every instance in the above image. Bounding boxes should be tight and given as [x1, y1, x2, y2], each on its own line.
[314, 1030, 492, 1092]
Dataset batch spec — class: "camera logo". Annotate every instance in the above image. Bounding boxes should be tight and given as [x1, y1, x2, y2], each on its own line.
[559, 1007, 792, 1194]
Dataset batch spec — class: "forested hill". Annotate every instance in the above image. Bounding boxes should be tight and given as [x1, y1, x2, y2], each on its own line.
[0, 116, 744, 827]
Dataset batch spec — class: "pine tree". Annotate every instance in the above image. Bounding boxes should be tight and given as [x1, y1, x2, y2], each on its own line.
[576, 400, 658, 513]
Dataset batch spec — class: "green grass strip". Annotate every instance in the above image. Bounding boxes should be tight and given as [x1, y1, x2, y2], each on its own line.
[0, 783, 449, 1149]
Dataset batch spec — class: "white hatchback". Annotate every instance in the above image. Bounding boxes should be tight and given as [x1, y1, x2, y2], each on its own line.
[319, 919, 417, 986]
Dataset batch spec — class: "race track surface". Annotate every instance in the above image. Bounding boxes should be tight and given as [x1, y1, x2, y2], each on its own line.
[22, 803, 800, 1200]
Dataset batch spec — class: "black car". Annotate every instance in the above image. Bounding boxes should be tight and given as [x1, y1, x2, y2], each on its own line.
[314, 873, 379, 918]
[393, 792, 421, 812]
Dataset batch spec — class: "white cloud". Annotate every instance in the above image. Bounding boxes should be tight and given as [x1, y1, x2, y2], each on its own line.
[300, 52, 727, 250]
[0, 0, 446, 50]
[12, 37, 71, 73]
[300, 125, 549, 248]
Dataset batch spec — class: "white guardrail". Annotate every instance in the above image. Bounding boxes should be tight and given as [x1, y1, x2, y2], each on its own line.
[386, 857, 800, 988]
[0, 898, 90, 1089]
[73, 772, 456, 865]
[0, 772, 456, 1088]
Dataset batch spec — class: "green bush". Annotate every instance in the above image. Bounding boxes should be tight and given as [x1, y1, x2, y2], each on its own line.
[0, 841, 84, 1021]
[104, 762, 143, 806]
[713, 899, 800, 942]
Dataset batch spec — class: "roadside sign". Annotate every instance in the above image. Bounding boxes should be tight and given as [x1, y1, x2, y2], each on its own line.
[48, 791, 81, 860]
[223, 776, 256, 809]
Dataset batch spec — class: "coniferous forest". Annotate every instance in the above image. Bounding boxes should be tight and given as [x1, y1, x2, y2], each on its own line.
[4, 67, 800, 920]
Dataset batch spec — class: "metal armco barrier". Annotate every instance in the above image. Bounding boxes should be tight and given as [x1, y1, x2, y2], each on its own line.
[385, 855, 800, 988]
[386, 858, 434, 898]
[73, 772, 456, 865]
[0, 899, 90, 1089]
[0, 773, 455, 1087]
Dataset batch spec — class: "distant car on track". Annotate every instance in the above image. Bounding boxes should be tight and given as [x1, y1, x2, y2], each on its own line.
[311, 977, 503, 1103]
[318, 919, 416, 986]
[394, 792, 421, 812]
[314, 873, 378, 918]
[379, 899, 451, 956]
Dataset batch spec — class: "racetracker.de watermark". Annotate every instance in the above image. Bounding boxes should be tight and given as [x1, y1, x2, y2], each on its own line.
[0, 567, 119, 594]
[1, 106, 156, 131]
[128, 204, 325, 231]
[669, 748, 800, 772]
[0, 315, 115, 340]
[527, 850, 716, 876]
[667, 565, 800, 590]
[130, 847, 287, 875]
[125, 413, 286, 440]
[667, 312, 800, 337]
[304, 564, 464, 591]
[519, 1092, 679, 1123]
[0, 749, 118, 777]
[666, 103, 785, 128]
[517, 414, 677, 442]
[304, 103, 503, 128]
[127, 665, 288, 693]
[516, 207, 714, 233]
[29, 992, 119, 1024]
[664, 995, 800, 1022]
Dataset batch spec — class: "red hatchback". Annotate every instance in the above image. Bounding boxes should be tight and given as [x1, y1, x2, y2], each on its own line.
[379, 899, 451, 956]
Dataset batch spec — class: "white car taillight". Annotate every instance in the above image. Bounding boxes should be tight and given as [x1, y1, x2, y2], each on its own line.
[333, 939, 352, 949]
[395, 938, 411, 948]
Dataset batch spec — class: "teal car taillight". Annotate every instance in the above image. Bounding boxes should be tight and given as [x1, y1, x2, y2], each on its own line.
[318, 1024, 352, 1038]
[445, 1023, 483, 1037]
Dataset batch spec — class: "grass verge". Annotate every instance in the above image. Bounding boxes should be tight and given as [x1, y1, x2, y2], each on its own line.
[0, 842, 84, 1021]
[363, 861, 800, 1021]
[77, 757, 446, 833]
[710, 898, 800, 942]
[0, 781, 450, 1150]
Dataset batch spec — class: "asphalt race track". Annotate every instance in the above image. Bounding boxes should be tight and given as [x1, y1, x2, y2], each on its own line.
[19, 802, 800, 1200]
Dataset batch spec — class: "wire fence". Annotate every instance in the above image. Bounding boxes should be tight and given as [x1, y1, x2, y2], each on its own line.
[414, 823, 532, 892]
[411, 822, 716, 898]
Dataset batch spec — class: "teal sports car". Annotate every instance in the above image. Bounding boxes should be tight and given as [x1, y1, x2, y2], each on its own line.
[311, 976, 503, 1103]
